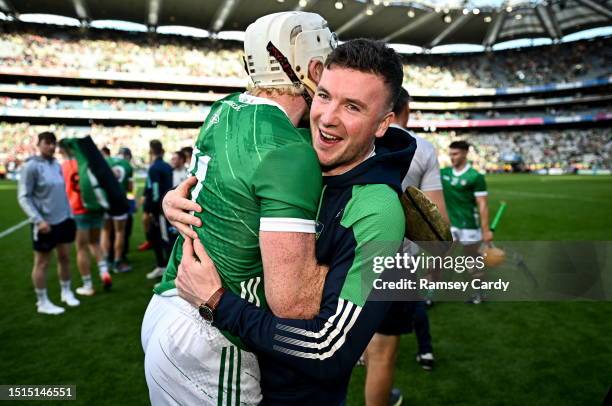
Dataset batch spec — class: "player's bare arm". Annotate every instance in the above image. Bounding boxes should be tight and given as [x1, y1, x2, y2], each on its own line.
[423, 189, 449, 223]
[476, 195, 493, 243]
[167, 177, 328, 318]
[260, 231, 328, 318]
[177, 234, 328, 318]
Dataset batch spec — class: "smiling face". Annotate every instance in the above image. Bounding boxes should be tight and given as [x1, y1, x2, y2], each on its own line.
[310, 66, 394, 176]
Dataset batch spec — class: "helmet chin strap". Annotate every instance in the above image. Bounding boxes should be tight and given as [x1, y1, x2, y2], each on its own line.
[266, 41, 313, 108]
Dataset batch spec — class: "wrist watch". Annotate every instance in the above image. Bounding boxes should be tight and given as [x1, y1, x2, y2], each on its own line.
[198, 287, 226, 323]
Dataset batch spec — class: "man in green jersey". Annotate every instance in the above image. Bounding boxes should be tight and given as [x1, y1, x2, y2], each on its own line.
[100, 147, 134, 273]
[441, 140, 492, 303]
[141, 12, 336, 405]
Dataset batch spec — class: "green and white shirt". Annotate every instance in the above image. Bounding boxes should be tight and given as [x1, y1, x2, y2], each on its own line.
[441, 164, 487, 229]
[106, 156, 133, 194]
[154, 92, 322, 313]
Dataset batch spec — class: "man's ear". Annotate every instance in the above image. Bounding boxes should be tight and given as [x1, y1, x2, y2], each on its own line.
[308, 60, 324, 84]
[375, 111, 394, 138]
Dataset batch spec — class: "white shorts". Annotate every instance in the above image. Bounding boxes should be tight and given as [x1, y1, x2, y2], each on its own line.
[451, 227, 482, 245]
[141, 294, 262, 406]
[104, 212, 129, 221]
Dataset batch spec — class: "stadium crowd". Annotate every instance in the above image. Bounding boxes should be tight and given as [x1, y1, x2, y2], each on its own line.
[1, 24, 609, 89]
[0, 26, 245, 78]
[2, 123, 609, 179]
[0, 123, 197, 174]
[403, 36, 611, 89]
[420, 128, 612, 172]
[0, 96, 210, 114]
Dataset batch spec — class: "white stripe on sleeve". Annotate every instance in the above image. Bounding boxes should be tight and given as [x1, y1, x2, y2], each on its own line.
[260, 217, 316, 233]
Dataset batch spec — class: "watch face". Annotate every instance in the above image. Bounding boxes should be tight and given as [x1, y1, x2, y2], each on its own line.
[198, 305, 214, 322]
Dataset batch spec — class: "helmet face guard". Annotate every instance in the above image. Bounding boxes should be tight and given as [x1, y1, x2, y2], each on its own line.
[243, 11, 337, 103]
[266, 41, 313, 107]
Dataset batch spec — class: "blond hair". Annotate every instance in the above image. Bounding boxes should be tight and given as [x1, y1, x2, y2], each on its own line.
[246, 82, 305, 98]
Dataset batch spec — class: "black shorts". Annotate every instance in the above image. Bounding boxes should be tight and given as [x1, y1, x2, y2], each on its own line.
[376, 301, 415, 336]
[31, 218, 76, 252]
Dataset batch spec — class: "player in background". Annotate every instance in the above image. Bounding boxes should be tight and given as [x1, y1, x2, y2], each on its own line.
[170, 150, 189, 187]
[142, 12, 334, 405]
[18, 132, 79, 314]
[59, 145, 112, 294]
[100, 147, 133, 273]
[364, 88, 448, 406]
[142, 140, 175, 280]
[441, 140, 492, 304]
[117, 147, 136, 265]
[180, 146, 193, 168]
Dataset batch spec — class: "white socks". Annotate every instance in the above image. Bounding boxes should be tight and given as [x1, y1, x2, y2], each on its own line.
[98, 260, 109, 275]
[35, 288, 49, 304]
[60, 279, 72, 295]
[81, 275, 93, 289]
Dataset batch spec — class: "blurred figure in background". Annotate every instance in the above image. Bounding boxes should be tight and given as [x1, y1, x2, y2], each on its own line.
[18, 131, 79, 314]
[143, 140, 175, 279]
[180, 146, 193, 168]
[170, 150, 189, 187]
[118, 147, 136, 265]
[441, 140, 492, 304]
[100, 146, 134, 273]
[59, 144, 112, 294]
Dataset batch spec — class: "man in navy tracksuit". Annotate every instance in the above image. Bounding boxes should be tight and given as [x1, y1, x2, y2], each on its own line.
[174, 40, 416, 405]
[143, 139, 175, 278]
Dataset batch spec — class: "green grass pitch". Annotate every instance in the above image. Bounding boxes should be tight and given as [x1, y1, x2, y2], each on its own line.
[0, 175, 610, 405]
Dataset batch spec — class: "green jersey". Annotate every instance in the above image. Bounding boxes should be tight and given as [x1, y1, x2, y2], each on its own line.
[106, 157, 133, 194]
[441, 164, 487, 229]
[154, 93, 322, 338]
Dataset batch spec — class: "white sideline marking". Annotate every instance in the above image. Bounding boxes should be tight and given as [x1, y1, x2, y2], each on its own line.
[0, 219, 29, 239]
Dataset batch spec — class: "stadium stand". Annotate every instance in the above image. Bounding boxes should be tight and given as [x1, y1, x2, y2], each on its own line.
[420, 129, 611, 173]
[0, 22, 610, 177]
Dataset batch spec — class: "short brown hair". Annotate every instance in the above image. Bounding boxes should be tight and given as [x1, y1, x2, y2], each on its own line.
[38, 131, 56, 145]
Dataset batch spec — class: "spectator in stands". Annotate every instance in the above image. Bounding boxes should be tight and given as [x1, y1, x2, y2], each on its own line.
[1, 25, 608, 89]
[17, 131, 80, 315]
[143, 140, 175, 280]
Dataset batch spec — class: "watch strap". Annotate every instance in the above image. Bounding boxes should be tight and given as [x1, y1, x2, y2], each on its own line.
[205, 287, 226, 313]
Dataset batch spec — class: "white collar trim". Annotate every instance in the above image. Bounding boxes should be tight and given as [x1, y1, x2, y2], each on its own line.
[452, 163, 471, 177]
[239, 92, 289, 118]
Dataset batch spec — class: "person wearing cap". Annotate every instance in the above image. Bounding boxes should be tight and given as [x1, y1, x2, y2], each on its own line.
[18, 131, 80, 314]
[141, 11, 335, 405]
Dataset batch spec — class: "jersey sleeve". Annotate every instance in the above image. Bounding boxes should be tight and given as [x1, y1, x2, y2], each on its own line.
[473, 172, 488, 197]
[419, 142, 442, 192]
[17, 161, 43, 224]
[253, 143, 322, 233]
[212, 185, 405, 382]
[337, 184, 406, 306]
[126, 162, 134, 181]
